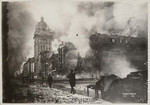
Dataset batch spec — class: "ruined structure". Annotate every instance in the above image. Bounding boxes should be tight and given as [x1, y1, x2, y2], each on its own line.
[89, 33, 147, 74]
[50, 42, 81, 75]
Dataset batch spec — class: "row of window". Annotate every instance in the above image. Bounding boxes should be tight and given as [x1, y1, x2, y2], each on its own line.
[36, 38, 51, 43]
[37, 45, 51, 52]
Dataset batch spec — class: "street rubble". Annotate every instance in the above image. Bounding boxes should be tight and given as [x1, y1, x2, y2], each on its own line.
[30, 85, 109, 104]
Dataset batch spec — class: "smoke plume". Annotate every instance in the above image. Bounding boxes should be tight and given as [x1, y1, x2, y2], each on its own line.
[102, 49, 137, 78]
[7, 2, 36, 75]
[28, 1, 147, 57]
[6, 1, 147, 76]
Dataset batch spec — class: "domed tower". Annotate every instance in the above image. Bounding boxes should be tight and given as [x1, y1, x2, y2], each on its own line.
[33, 17, 54, 77]
[35, 17, 47, 34]
[34, 17, 54, 59]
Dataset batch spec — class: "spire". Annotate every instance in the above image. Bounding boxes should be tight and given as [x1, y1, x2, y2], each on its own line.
[41, 16, 44, 22]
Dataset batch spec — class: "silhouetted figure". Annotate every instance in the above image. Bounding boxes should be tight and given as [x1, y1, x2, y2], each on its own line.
[67, 70, 76, 94]
[47, 74, 53, 88]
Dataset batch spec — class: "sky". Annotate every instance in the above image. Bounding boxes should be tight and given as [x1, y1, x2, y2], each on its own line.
[7, 0, 148, 75]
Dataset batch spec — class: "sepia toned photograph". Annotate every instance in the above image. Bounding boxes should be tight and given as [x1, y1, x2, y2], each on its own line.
[2, 0, 148, 103]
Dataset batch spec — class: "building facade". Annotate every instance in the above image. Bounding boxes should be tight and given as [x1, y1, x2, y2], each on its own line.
[22, 62, 29, 78]
[37, 51, 52, 79]
[33, 17, 54, 78]
[22, 57, 35, 80]
[49, 41, 89, 75]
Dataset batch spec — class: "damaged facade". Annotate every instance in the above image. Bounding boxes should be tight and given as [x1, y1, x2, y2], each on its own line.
[22, 18, 147, 80]
[89, 33, 147, 73]
[50, 42, 83, 75]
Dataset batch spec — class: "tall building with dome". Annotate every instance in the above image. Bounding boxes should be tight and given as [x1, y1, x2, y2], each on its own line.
[33, 17, 54, 78]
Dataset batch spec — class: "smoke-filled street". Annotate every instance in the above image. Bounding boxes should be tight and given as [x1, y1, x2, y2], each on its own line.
[2, 0, 148, 104]
[7, 79, 110, 103]
[29, 85, 106, 103]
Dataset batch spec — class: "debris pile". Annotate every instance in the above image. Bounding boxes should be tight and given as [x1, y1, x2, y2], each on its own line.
[31, 86, 108, 104]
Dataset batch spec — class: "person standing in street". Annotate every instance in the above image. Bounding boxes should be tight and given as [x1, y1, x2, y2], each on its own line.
[67, 70, 76, 94]
[47, 74, 53, 88]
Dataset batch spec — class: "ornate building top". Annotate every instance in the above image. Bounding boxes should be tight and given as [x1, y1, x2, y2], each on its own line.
[36, 17, 47, 30]
[34, 17, 54, 37]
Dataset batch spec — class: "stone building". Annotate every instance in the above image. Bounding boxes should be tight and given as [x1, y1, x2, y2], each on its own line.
[33, 17, 54, 78]
[22, 57, 35, 80]
[22, 62, 29, 78]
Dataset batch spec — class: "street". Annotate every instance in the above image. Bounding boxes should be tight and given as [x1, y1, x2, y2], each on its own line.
[30, 85, 107, 103]
[8, 79, 109, 103]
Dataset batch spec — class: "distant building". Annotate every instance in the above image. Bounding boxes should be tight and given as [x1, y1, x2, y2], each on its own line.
[22, 62, 29, 78]
[49, 42, 78, 74]
[75, 52, 85, 73]
[57, 42, 66, 71]
[33, 17, 54, 78]
[50, 54, 59, 71]
[22, 57, 35, 79]
[57, 42, 77, 70]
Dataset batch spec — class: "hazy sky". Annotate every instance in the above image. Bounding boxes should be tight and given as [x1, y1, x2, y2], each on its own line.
[7, 0, 148, 74]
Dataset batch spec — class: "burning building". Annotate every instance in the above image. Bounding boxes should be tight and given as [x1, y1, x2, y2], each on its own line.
[49, 42, 85, 75]
[89, 33, 147, 78]
[86, 32, 147, 103]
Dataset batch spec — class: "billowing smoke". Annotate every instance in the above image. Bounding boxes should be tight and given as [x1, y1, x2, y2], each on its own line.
[121, 17, 139, 37]
[7, 2, 36, 75]
[102, 49, 137, 78]
[19, 61, 26, 73]
[51, 39, 61, 53]
[113, 2, 148, 37]
[61, 2, 115, 57]
[28, 1, 147, 57]
[6, 1, 147, 76]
